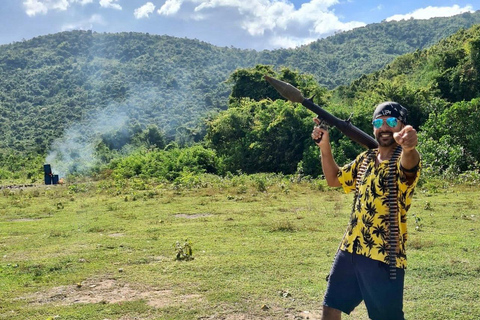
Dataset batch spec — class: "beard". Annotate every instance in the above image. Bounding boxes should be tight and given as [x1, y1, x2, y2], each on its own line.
[375, 132, 396, 147]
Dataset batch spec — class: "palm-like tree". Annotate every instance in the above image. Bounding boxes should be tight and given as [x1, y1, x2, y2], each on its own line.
[400, 212, 407, 224]
[365, 201, 377, 216]
[377, 241, 388, 255]
[378, 213, 389, 225]
[370, 181, 381, 198]
[349, 215, 358, 234]
[373, 224, 388, 240]
[362, 215, 374, 229]
[378, 171, 388, 194]
[362, 227, 375, 251]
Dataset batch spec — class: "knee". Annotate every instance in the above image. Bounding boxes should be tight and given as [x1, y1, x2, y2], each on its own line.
[322, 305, 342, 320]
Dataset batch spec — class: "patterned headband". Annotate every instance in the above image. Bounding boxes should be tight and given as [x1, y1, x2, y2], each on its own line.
[372, 101, 408, 123]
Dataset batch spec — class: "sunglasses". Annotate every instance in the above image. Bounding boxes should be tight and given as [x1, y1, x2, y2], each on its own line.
[372, 117, 398, 129]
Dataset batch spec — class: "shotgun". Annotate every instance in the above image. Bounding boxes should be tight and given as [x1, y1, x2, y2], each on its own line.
[264, 75, 378, 149]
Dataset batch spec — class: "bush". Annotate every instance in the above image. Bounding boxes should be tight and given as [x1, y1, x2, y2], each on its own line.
[109, 145, 219, 181]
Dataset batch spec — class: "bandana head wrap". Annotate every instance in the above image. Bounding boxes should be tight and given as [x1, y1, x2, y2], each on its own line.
[372, 101, 408, 124]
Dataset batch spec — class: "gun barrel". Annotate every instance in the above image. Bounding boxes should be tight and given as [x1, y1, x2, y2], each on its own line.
[265, 75, 378, 149]
[302, 99, 378, 149]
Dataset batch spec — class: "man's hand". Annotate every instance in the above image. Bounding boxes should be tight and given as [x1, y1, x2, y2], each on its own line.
[394, 125, 418, 152]
[311, 118, 341, 187]
[312, 118, 330, 149]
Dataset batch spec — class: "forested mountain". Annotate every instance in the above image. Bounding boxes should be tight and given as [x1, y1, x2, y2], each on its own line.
[326, 24, 480, 175]
[1, 11, 480, 158]
[201, 21, 480, 178]
[282, 11, 480, 88]
[0, 31, 255, 153]
[107, 20, 480, 182]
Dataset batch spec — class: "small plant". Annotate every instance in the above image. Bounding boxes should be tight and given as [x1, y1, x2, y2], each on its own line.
[412, 213, 422, 231]
[237, 184, 247, 194]
[174, 239, 194, 261]
[254, 176, 267, 192]
[424, 201, 432, 210]
[271, 220, 296, 232]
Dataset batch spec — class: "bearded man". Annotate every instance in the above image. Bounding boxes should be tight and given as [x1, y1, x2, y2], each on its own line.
[311, 101, 421, 320]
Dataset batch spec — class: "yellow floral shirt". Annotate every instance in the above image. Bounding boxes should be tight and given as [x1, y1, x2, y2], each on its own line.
[337, 149, 420, 268]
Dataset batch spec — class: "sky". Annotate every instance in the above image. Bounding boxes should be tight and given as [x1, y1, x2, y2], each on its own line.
[0, 0, 479, 50]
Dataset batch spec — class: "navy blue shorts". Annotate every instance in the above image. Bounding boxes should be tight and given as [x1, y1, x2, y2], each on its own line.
[323, 250, 405, 320]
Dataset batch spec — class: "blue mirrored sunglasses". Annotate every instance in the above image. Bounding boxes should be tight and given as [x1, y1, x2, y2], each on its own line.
[372, 117, 398, 129]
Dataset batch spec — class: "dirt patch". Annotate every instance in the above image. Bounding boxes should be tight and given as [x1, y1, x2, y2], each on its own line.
[25, 277, 202, 308]
[108, 233, 125, 237]
[197, 308, 322, 320]
[24, 277, 325, 319]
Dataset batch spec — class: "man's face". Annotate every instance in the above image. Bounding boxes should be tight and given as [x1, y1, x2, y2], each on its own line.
[373, 116, 404, 147]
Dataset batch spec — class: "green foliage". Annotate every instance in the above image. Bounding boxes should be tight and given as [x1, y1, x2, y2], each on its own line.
[332, 25, 480, 175]
[3, 14, 480, 180]
[228, 65, 284, 103]
[206, 66, 329, 175]
[205, 97, 315, 174]
[0, 151, 44, 182]
[2, 12, 480, 159]
[228, 65, 328, 105]
[109, 144, 219, 181]
[418, 99, 480, 175]
[298, 145, 322, 177]
[0, 31, 254, 155]
[285, 11, 480, 88]
[175, 239, 194, 261]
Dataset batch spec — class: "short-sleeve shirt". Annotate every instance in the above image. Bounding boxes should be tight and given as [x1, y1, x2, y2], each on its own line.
[337, 149, 420, 268]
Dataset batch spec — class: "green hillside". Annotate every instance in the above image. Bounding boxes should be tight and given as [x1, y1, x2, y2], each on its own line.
[1, 11, 480, 155]
[282, 11, 480, 88]
[0, 31, 255, 152]
[1, 12, 480, 181]
[328, 24, 480, 175]
[201, 22, 480, 178]
[105, 23, 480, 182]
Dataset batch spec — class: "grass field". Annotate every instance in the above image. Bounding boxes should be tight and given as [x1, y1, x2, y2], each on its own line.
[0, 174, 479, 319]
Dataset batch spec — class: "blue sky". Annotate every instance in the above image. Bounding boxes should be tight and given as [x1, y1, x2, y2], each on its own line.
[1, 1, 478, 50]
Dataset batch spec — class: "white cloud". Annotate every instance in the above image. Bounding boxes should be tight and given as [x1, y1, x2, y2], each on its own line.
[51, 0, 69, 11]
[23, 0, 93, 16]
[386, 5, 474, 22]
[134, 2, 156, 19]
[156, 0, 365, 48]
[89, 13, 106, 24]
[24, 0, 49, 16]
[269, 35, 317, 49]
[74, 0, 94, 4]
[158, 0, 183, 16]
[99, 0, 122, 10]
[21, 0, 365, 48]
[23, 0, 71, 16]
[61, 13, 106, 30]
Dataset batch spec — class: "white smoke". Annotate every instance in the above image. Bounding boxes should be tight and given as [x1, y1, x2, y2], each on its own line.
[45, 104, 129, 178]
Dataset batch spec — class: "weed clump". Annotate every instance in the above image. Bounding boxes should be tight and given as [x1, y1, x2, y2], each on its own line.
[175, 239, 194, 261]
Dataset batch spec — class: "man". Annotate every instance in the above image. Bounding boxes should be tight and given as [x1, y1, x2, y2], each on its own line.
[311, 101, 421, 320]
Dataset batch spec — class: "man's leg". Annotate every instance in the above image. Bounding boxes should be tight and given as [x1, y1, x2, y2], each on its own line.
[353, 254, 405, 320]
[322, 251, 363, 316]
[322, 305, 342, 320]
